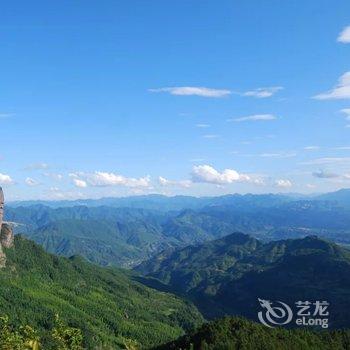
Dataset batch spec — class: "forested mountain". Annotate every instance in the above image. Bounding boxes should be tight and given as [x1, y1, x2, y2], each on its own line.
[3, 192, 350, 347]
[154, 317, 350, 350]
[136, 233, 350, 328]
[5, 193, 350, 268]
[5, 206, 177, 267]
[0, 235, 203, 349]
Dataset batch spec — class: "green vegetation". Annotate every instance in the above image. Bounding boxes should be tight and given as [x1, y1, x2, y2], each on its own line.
[0, 314, 83, 350]
[3, 314, 350, 350]
[6, 206, 177, 268]
[3, 191, 350, 348]
[155, 317, 350, 350]
[0, 235, 203, 349]
[137, 233, 350, 327]
[30, 219, 152, 267]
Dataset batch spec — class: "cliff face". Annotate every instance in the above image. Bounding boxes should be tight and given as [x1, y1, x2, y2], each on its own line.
[0, 187, 14, 268]
[0, 187, 4, 231]
[1, 223, 14, 249]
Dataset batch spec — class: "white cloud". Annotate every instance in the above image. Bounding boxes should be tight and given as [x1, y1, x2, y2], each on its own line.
[341, 108, 350, 120]
[260, 152, 296, 158]
[0, 173, 14, 185]
[25, 162, 49, 170]
[196, 124, 210, 128]
[43, 172, 63, 181]
[306, 184, 317, 189]
[72, 179, 87, 188]
[70, 171, 151, 188]
[304, 146, 320, 151]
[312, 170, 339, 179]
[314, 72, 350, 100]
[158, 176, 192, 188]
[229, 114, 277, 122]
[191, 165, 254, 185]
[312, 170, 350, 181]
[302, 157, 350, 165]
[332, 146, 350, 150]
[158, 176, 172, 186]
[275, 179, 292, 188]
[203, 134, 220, 139]
[149, 87, 231, 98]
[242, 86, 283, 98]
[337, 26, 350, 43]
[25, 177, 40, 186]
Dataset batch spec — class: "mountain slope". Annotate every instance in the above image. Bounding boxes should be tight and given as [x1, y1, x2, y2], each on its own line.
[5, 206, 179, 267]
[136, 233, 261, 291]
[154, 317, 350, 350]
[136, 233, 350, 328]
[0, 235, 203, 349]
[29, 219, 169, 267]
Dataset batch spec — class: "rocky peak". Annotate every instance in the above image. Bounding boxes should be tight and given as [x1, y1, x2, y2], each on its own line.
[0, 187, 14, 268]
[0, 187, 4, 231]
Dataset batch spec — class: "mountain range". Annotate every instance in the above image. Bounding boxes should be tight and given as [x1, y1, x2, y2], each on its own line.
[5, 189, 350, 267]
[136, 232, 350, 328]
[9, 189, 350, 210]
[3, 190, 350, 347]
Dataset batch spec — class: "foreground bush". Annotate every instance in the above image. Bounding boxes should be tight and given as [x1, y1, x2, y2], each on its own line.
[0, 314, 83, 350]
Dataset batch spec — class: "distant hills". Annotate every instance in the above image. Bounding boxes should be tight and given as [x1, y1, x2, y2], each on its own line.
[136, 233, 350, 328]
[5, 189, 350, 267]
[8, 194, 210, 211]
[8, 189, 350, 210]
[316, 188, 350, 208]
[0, 235, 203, 349]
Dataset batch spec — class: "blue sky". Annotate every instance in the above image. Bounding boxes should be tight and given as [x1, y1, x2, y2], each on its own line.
[1, 0, 350, 200]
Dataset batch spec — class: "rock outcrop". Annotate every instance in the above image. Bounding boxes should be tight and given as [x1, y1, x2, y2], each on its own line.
[0, 187, 3, 231]
[0, 245, 5, 268]
[0, 223, 14, 249]
[0, 187, 14, 268]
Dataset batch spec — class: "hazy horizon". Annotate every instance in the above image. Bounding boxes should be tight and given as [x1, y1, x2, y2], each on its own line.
[5, 187, 349, 204]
